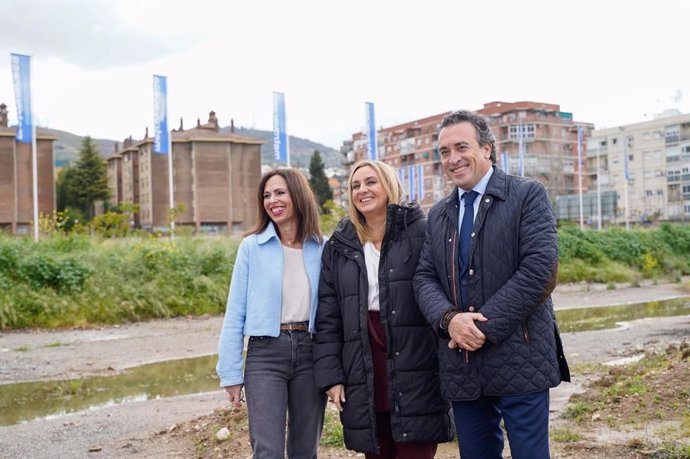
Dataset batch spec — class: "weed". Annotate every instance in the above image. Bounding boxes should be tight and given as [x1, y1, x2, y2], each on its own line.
[657, 442, 690, 458]
[551, 428, 581, 443]
[320, 410, 344, 447]
[562, 402, 593, 423]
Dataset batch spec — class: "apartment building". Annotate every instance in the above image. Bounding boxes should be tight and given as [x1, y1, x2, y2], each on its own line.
[0, 103, 56, 234]
[587, 110, 690, 223]
[477, 101, 594, 200]
[107, 112, 263, 232]
[342, 101, 591, 211]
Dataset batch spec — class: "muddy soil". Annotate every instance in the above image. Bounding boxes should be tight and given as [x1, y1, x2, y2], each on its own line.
[0, 279, 688, 458]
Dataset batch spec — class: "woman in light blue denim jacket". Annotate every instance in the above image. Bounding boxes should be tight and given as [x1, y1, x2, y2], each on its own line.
[216, 168, 327, 458]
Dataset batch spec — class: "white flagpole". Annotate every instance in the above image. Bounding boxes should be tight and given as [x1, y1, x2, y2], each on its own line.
[167, 98, 174, 238]
[596, 150, 602, 230]
[624, 177, 629, 230]
[29, 65, 38, 241]
[577, 127, 584, 230]
[623, 139, 630, 230]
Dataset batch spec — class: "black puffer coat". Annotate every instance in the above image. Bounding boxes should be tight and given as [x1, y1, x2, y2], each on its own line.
[414, 167, 570, 401]
[314, 203, 453, 454]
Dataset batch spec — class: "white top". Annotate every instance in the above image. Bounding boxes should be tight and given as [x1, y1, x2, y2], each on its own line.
[363, 241, 381, 312]
[281, 245, 311, 323]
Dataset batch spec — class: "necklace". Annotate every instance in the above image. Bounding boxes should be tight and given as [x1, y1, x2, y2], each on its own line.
[283, 238, 295, 246]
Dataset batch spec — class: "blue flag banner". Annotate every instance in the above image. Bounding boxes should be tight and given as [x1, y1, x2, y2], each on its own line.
[153, 75, 169, 155]
[11, 53, 33, 144]
[501, 151, 509, 173]
[365, 102, 378, 160]
[273, 92, 289, 164]
[409, 164, 416, 200]
[418, 164, 425, 201]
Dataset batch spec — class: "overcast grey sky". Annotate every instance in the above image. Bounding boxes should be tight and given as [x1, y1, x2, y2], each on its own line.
[1, 0, 688, 149]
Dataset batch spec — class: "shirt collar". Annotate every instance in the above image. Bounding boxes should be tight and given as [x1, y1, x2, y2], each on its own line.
[457, 166, 494, 200]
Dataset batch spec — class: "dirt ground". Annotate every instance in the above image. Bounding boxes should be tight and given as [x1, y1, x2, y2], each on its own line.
[0, 279, 688, 458]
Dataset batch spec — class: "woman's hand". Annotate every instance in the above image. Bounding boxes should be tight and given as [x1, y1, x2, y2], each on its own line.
[225, 384, 244, 408]
[326, 384, 346, 412]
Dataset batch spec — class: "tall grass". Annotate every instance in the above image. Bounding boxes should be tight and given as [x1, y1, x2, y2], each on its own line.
[557, 224, 690, 283]
[0, 234, 238, 329]
[2, 223, 690, 330]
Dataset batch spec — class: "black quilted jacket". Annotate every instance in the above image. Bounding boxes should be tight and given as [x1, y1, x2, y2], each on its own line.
[413, 166, 570, 401]
[314, 203, 454, 454]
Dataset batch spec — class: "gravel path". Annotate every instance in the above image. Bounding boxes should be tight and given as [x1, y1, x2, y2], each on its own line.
[1, 280, 688, 458]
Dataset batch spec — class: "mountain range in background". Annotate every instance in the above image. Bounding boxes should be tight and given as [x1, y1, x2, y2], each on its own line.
[46, 126, 345, 170]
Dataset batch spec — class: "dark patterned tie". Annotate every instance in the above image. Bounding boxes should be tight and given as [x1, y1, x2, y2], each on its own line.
[459, 191, 478, 269]
[459, 191, 478, 310]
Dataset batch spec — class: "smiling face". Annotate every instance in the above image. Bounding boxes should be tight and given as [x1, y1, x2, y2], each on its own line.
[351, 165, 388, 222]
[439, 121, 493, 190]
[262, 175, 295, 226]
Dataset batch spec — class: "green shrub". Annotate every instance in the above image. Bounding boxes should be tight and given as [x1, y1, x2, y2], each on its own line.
[0, 234, 239, 329]
[17, 255, 91, 292]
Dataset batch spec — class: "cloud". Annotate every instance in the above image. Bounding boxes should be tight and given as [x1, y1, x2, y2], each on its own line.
[0, 0, 200, 69]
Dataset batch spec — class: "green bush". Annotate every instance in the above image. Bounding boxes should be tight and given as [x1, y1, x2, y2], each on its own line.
[557, 224, 690, 283]
[17, 255, 91, 292]
[0, 234, 239, 329]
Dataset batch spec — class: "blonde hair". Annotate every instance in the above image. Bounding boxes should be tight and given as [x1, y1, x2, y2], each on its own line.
[347, 160, 405, 243]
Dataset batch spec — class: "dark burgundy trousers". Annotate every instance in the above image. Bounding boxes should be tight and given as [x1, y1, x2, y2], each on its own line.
[366, 311, 437, 459]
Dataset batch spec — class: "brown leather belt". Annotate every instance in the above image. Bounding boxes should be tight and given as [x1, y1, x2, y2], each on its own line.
[280, 323, 308, 332]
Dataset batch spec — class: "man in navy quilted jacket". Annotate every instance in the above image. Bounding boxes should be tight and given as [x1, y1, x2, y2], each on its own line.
[414, 110, 570, 459]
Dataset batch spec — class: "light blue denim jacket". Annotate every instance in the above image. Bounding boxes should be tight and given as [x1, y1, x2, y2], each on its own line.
[216, 222, 326, 387]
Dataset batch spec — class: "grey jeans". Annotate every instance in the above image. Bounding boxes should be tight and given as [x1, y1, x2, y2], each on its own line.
[245, 330, 326, 459]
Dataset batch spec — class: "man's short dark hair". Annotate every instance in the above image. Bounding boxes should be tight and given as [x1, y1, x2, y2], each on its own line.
[440, 110, 497, 163]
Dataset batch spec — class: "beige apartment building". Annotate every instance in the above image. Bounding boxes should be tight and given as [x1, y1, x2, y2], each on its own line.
[107, 112, 263, 232]
[0, 103, 56, 234]
[343, 101, 592, 211]
[587, 111, 690, 223]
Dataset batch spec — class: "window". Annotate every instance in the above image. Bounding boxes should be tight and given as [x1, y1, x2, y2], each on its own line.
[508, 124, 535, 140]
[665, 125, 680, 143]
[645, 190, 653, 197]
[657, 189, 664, 196]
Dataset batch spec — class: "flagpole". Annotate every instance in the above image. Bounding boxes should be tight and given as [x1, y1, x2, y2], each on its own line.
[577, 127, 584, 230]
[623, 136, 630, 230]
[286, 102, 291, 168]
[167, 98, 174, 238]
[29, 59, 39, 242]
[596, 149, 602, 230]
[624, 177, 629, 230]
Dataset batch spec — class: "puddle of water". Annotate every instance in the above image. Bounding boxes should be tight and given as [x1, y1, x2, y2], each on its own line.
[0, 355, 220, 426]
[556, 297, 690, 333]
[2, 297, 688, 427]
